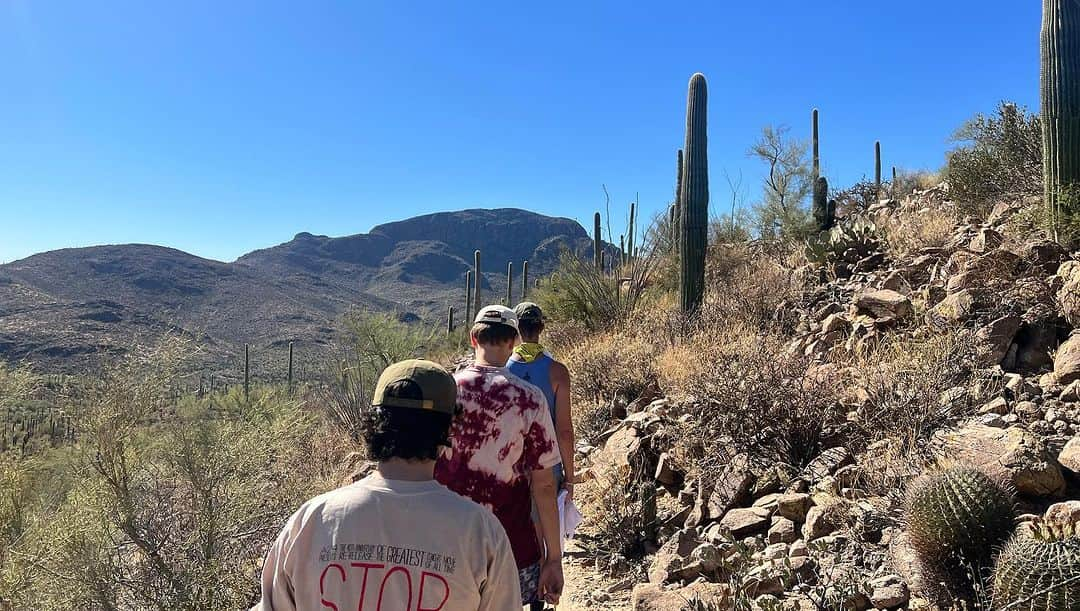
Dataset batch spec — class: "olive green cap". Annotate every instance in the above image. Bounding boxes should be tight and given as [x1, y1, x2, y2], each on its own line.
[514, 302, 545, 322]
[372, 359, 457, 415]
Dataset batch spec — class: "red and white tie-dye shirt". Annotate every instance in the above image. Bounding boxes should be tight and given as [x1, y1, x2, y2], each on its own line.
[435, 364, 561, 569]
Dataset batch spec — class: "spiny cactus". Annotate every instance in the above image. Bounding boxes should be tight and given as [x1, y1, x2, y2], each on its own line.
[447, 306, 454, 335]
[628, 200, 637, 264]
[506, 261, 514, 305]
[287, 341, 294, 391]
[812, 176, 832, 231]
[465, 270, 473, 324]
[992, 519, 1080, 610]
[521, 260, 529, 300]
[812, 108, 820, 181]
[874, 141, 882, 195]
[593, 212, 602, 270]
[679, 73, 709, 315]
[1042, 0, 1080, 240]
[905, 467, 1016, 603]
[473, 250, 482, 316]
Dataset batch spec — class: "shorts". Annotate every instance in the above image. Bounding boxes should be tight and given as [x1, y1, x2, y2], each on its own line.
[518, 562, 540, 604]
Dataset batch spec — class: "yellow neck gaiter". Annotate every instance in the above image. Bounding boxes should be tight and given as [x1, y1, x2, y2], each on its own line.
[513, 342, 545, 363]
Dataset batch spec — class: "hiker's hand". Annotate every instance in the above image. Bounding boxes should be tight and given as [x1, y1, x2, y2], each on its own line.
[563, 481, 574, 501]
[539, 559, 563, 604]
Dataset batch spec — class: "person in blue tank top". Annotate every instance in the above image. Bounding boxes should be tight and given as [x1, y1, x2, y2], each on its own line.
[506, 302, 575, 496]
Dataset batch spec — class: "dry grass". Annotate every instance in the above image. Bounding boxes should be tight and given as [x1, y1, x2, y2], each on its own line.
[878, 200, 958, 259]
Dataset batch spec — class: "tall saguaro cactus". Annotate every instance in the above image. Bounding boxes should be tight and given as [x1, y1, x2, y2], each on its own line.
[287, 341, 294, 391]
[473, 250, 482, 314]
[465, 270, 473, 324]
[505, 261, 513, 305]
[593, 212, 602, 270]
[812, 108, 820, 181]
[679, 73, 709, 315]
[1042, 0, 1080, 238]
[244, 344, 250, 399]
[447, 306, 454, 335]
[874, 141, 882, 194]
[628, 200, 637, 264]
[812, 176, 833, 231]
[521, 260, 529, 300]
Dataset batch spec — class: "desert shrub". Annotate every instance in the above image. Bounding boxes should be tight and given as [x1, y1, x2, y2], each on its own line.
[832, 180, 882, 218]
[878, 199, 959, 259]
[0, 338, 348, 610]
[889, 168, 941, 199]
[534, 251, 655, 332]
[704, 245, 809, 335]
[0, 365, 36, 412]
[660, 327, 842, 474]
[945, 101, 1042, 218]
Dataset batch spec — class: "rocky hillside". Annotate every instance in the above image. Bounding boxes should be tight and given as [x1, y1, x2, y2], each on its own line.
[564, 189, 1080, 610]
[0, 208, 598, 372]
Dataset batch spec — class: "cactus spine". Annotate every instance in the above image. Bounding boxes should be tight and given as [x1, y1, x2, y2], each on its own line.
[679, 73, 709, 315]
[1042, 0, 1080, 239]
[593, 212, 602, 270]
[812, 108, 820, 181]
[812, 176, 832, 231]
[874, 141, 882, 195]
[465, 270, 473, 324]
[521, 260, 529, 300]
[992, 520, 1080, 610]
[473, 250, 482, 315]
[505, 261, 513, 305]
[904, 467, 1016, 603]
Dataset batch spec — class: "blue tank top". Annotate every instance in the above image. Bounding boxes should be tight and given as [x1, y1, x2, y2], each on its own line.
[506, 352, 557, 423]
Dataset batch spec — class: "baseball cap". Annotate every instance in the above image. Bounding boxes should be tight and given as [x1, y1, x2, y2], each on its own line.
[372, 359, 457, 415]
[514, 302, 545, 322]
[473, 304, 519, 331]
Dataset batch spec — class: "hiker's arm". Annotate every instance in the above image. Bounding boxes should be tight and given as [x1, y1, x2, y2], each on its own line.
[551, 361, 575, 495]
[531, 467, 564, 603]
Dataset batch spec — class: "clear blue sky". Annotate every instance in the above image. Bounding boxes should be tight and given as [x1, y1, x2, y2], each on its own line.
[0, 0, 1040, 263]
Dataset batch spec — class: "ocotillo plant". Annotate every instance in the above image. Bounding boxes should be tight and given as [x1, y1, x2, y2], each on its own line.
[505, 261, 513, 305]
[521, 260, 529, 300]
[593, 212, 602, 270]
[1042, 0, 1080, 239]
[473, 250, 482, 314]
[447, 306, 454, 335]
[874, 141, 882, 195]
[465, 270, 473, 323]
[812, 176, 832, 231]
[244, 344, 250, 399]
[812, 108, 820, 181]
[679, 73, 709, 315]
[673, 149, 683, 250]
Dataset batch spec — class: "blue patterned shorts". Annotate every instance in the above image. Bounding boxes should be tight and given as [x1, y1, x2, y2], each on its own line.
[518, 562, 540, 604]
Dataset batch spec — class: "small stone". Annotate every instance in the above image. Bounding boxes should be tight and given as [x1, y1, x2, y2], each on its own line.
[768, 516, 799, 544]
[855, 290, 912, 321]
[803, 447, 853, 482]
[654, 452, 683, 486]
[761, 542, 789, 560]
[1045, 500, 1080, 530]
[975, 413, 1006, 428]
[1014, 401, 1042, 420]
[980, 397, 1009, 415]
[720, 507, 772, 538]
[690, 542, 724, 572]
[869, 574, 910, 609]
[1055, 333, 1080, 386]
[777, 492, 813, 522]
[803, 505, 841, 541]
[789, 539, 809, 557]
[1058, 436, 1080, 474]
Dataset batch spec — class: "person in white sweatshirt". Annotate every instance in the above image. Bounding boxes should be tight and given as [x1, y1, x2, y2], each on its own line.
[254, 359, 522, 611]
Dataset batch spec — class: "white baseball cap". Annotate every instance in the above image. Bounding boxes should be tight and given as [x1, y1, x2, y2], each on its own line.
[474, 305, 519, 331]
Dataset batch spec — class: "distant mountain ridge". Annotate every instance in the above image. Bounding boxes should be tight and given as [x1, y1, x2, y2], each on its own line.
[0, 208, 598, 371]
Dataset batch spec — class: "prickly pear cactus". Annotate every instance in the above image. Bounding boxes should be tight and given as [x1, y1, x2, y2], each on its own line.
[992, 519, 1080, 610]
[905, 467, 1016, 604]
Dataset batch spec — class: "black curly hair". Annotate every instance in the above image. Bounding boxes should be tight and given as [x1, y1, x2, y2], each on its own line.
[360, 380, 455, 461]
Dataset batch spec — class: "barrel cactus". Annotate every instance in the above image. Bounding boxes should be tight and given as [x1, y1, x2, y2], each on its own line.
[1042, 0, 1080, 238]
[992, 519, 1080, 610]
[905, 467, 1017, 603]
[679, 73, 708, 315]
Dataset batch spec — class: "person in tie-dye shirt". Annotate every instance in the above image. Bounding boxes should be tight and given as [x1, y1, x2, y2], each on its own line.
[435, 305, 564, 608]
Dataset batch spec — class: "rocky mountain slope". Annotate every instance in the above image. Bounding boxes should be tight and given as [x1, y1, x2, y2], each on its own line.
[0, 208, 597, 372]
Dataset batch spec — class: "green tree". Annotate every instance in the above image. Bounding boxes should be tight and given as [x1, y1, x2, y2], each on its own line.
[748, 126, 813, 239]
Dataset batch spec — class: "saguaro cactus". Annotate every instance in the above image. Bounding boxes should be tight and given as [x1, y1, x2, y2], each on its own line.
[679, 73, 709, 315]
[521, 260, 529, 300]
[1042, 0, 1080, 238]
[628, 200, 637, 264]
[593, 212, 602, 270]
[505, 261, 513, 305]
[812, 176, 833, 231]
[465, 270, 473, 323]
[447, 306, 454, 335]
[619, 234, 625, 267]
[287, 341, 294, 391]
[812, 108, 820, 181]
[473, 250, 482, 314]
[874, 141, 882, 194]
[244, 344, 250, 399]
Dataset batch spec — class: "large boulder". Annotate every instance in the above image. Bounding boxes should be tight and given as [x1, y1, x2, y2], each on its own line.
[647, 528, 699, 584]
[706, 453, 756, 518]
[926, 289, 982, 327]
[1057, 260, 1080, 326]
[855, 290, 912, 322]
[720, 506, 772, 538]
[1058, 436, 1080, 474]
[975, 314, 1021, 366]
[930, 424, 1066, 497]
[1055, 333, 1080, 386]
